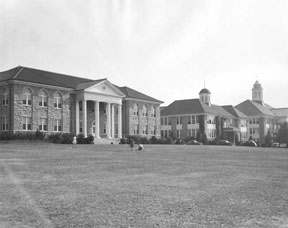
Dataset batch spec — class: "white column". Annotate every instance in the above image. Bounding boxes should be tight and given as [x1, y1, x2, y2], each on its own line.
[95, 101, 100, 138]
[83, 99, 87, 138]
[118, 104, 122, 138]
[76, 100, 79, 135]
[111, 104, 115, 138]
[106, 102, 111, 138]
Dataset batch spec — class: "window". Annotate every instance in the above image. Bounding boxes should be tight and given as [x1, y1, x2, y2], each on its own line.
[79, 101, 83, 112]
[177, 117, 183, 125]
[196, 115, 200, 124]
[134, 124, 139, 135]
[192, 115, 196, 124]
[23, 88, 32, 106]
[80, 121, 83, 133]
[39, 118, 47, 131]
[2, 89, 8, 105]
[103, 123, 107, 134]
[2, 117, 8, 131]
[143, 125, 148, 135]
[22, 116, 32, 131]
[54, 119, 62, 132]
[39, 90, 48, 107]
[54, 93, 62, 109]
[142, 105, 147, 117]
[133, 104, 139, 116]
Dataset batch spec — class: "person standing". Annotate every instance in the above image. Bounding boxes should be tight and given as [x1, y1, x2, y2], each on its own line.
[129, 139, 134, 151]
[72, 135, 77, 149]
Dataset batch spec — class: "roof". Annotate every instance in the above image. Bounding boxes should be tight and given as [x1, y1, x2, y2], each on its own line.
[161, 98, 234, 118]
[119, 86, 163, 103]
[270, 108, 288, 117]
[235, 99, 275, 117]
[0, 66, 93, 89]
[199, 88, 211, 94]
[222, 105, 247, 118]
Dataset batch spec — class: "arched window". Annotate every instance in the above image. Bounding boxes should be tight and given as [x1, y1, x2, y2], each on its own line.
[133, 103, 139, 116]
[142, 105, 147, 117]
[2, 88, 8, 105]
[54, 92, 62, 109]
[23, 88, 32, 106]
[39, 90, 48, 107]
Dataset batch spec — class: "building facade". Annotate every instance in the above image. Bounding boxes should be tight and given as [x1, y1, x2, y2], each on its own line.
[0, 66, 162, 142]
[235, 80, 288, 145]
[161, 80, 288, 145]
[160, 89, 249, 143]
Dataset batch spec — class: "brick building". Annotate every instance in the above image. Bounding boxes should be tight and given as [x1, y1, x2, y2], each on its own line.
[160, 88, 248, 143]
[161, 81, 288, 145]
[0, 66, 162, 142]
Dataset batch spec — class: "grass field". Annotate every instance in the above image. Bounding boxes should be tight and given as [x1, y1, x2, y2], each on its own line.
[1, 143, 288, 228]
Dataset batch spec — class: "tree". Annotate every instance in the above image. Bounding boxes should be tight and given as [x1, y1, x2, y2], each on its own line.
[277, 121, 288, 144]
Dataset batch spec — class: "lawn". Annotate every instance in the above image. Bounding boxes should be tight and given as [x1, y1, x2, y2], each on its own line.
[1, 143, 288, 228]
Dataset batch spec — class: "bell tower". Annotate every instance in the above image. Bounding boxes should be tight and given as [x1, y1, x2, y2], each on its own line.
[252, 80, 263, 104]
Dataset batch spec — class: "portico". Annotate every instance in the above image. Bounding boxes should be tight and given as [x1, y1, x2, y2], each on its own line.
[75, 80, 125, 140]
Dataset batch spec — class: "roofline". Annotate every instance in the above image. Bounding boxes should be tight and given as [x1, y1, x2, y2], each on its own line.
[15, 65, 95, 81]
[9, 79, 74, 91]
[124, 97, 163, 104]
[270, 107, 288, 110]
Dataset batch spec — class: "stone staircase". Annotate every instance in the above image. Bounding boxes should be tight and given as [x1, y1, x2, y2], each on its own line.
[93, 137, 120, 144]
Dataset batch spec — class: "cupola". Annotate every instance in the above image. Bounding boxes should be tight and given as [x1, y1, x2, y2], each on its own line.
[199, 88, 211, 106]
[252, 80, 264, 105]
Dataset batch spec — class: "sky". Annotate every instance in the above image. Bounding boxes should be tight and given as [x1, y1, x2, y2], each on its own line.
[1, 0, 288, 107]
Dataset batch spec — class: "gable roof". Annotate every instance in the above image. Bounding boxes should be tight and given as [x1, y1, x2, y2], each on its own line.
[161, 98, 234, 118]
[0, 66, 93, 89]
[119, 86, 163, 103]
[235, 99, 275, 117]
[75, 79, 107, 90]
[222, 105, 247, 118]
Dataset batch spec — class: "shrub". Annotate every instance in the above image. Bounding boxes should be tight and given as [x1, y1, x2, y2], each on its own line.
[85, 134, 94, 144]
[77, 134, 86, 144]
[35, 130, 45, 140]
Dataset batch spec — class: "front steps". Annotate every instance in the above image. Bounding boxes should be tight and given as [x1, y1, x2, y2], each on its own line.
[93, 137, 120, 144]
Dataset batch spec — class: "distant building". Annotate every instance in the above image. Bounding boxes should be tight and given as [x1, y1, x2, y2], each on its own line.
[0, 66, 162, 142]
[160, 88, 248, 143]
[236, 80, 288, 145]
[161, 80, 288, 145]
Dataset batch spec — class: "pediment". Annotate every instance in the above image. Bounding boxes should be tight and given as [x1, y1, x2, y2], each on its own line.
[85, 80, 125, 97]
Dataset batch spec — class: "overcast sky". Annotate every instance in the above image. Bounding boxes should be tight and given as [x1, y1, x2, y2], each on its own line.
[1, 0, 288, 107]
